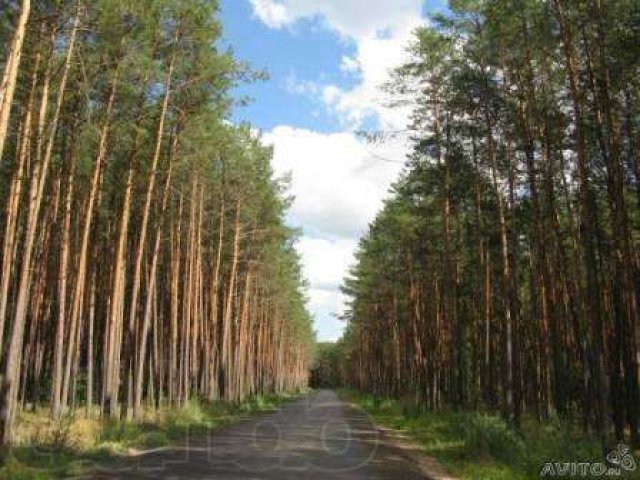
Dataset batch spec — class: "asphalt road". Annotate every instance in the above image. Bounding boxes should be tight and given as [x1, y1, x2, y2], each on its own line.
[88, 389, 442, 479]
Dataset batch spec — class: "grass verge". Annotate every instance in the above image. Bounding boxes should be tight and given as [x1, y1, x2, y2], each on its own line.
[341, 390, 640, 479]
[0, 389, 308, 479]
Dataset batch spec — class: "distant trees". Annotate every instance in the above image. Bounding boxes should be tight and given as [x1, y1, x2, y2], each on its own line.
[340, 0, 640, 443]
[310, 342, 340, 388]
[0, 0, 313, 445]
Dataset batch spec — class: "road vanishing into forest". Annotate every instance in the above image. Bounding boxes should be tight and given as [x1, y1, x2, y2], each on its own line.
[89, 390, 454, 480]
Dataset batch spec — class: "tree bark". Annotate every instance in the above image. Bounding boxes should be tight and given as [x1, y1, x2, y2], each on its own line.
[0, 12, 79, 444]
[0, 0, 31, 165]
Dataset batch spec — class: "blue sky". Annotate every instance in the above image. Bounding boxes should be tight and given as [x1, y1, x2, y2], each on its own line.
[222, 0, 359, 133]
[220, 0, 446, 342]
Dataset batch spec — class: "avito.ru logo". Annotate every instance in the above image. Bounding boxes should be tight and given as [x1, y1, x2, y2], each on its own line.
[539, 443, 636, 477]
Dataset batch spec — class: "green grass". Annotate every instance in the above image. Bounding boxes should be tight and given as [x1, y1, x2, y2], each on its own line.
[0, 390, 308, 479]
[341, 390, 640, 480]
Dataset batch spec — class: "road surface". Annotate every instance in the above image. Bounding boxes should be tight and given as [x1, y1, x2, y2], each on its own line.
[90, 390, 452, 479]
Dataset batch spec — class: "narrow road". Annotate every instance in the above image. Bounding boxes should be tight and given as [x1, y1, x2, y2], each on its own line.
[90, 390, 447, 479]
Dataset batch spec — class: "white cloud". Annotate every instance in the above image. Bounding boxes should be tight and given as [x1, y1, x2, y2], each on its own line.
[322, 20, 420, 130]
[309, 289, 346, 342]
[340, 55, 360, 74]
[303, 243, 350, 340]
[308, 288, 347, 341]
[265, 126, 405, 239]
[284, 70, 321, 96]
[250, 0, 423, 129]
[264, 125, 409, 341]
[248, 0, 426, 340]
[297, 236, 357, 290]
[249, 0, 291, 28]
[249, 0, 422, 39]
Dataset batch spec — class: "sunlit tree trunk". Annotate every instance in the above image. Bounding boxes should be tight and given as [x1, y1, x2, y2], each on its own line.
[1, 13, 79, 443]
[124, 54, 175, 418]
[71, 62, 120, 416]
[0, 0, 31, 165]
[0, 39, 42, 356]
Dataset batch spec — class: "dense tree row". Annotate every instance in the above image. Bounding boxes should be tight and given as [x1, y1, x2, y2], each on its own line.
[0, 0, 313, 445]
[339, 0, 640, 443]
[309, 342, 340, 389]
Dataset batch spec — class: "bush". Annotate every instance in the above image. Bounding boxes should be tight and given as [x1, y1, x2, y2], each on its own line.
[463, 413, 525, 465]
[237, 395, 272, 413]
[93, 441, 125, 455]
[134, 431, 169, 448]
[163, 401, 207, 428]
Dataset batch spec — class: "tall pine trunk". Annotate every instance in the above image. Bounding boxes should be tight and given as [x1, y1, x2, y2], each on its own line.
[0, 0, 31, 165]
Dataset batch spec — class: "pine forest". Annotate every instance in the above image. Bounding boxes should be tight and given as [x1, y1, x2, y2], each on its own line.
[0, 0, 313, 446]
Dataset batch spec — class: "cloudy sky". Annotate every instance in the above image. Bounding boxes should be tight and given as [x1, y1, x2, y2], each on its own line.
[221, 0, 446, 341]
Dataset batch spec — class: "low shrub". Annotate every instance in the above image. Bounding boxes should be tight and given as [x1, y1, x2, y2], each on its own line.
[462, 412, 526, 465]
